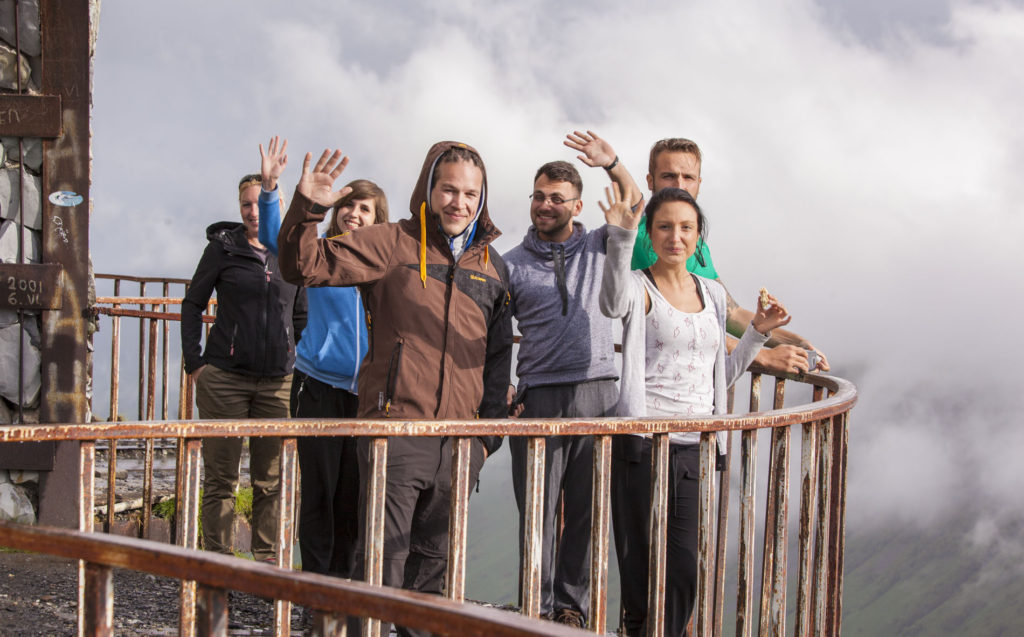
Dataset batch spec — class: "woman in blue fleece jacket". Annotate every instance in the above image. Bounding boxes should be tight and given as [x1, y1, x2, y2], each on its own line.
[258, 136, 389, 577]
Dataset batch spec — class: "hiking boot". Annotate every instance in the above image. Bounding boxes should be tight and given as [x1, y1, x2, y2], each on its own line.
[553, 608, 585, 628]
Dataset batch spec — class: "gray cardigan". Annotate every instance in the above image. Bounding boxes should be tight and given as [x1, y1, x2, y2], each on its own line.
[598, 225, 769, 448]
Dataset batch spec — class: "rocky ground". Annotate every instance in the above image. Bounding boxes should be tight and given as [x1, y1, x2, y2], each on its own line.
[0, 550, 306, 636]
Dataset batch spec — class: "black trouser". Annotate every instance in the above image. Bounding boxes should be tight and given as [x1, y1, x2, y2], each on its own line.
[611, 435, 700, 637]
[291, 370, 361, 577]
[508, 379, 618, 620]
[351, 436, 487, 637]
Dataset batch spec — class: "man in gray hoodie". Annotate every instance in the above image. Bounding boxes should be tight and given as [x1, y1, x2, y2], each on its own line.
[504, 131, 642, 628]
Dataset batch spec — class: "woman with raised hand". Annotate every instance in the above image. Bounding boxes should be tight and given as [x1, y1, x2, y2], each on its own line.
[257, 135, 388, 578]
[598, 185, 791, 636]
[181, 170, 301, 563]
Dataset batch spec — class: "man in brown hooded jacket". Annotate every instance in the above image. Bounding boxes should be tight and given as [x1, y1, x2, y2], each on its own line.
[278, 142, 511, 629]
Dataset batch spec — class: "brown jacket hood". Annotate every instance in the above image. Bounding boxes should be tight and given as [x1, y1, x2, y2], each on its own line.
[408, 140, 500, 246]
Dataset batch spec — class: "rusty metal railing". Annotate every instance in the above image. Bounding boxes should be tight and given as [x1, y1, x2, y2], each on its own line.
[0, 520, 582, 637]
[1, 283, 857, 636]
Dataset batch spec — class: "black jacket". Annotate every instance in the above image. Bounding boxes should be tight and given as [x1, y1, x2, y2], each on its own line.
[182, 222, 303, 377]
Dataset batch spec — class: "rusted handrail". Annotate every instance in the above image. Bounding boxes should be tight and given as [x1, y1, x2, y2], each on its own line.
[0, 521, 582, 637]
[11, 279, 857, 636]
[1, 375, 854, 441]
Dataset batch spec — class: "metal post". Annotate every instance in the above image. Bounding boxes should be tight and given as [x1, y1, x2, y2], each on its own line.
[521, 436, 545, 618]
[589, 434, 611, 633]
[363, 437, 388, 637]
[646, 433, 670, 637]
[735, 373, 760, 637]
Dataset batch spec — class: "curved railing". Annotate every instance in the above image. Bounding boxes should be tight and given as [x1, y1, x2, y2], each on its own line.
[0, 275, 857, 636]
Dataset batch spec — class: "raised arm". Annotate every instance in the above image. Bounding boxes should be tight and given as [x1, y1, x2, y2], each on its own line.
[722, 281, 830, 373]
[565, 130, 643, 210]
[257, 136, 289, 253]
[723, 291, 790, 386]
[598, 183, 644, 319]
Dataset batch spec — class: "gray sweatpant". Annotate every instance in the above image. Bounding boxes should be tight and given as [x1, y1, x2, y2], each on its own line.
[509, 379, 618, 619]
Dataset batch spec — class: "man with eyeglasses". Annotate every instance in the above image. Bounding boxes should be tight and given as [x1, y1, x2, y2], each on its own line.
[503, 130, 642, 628]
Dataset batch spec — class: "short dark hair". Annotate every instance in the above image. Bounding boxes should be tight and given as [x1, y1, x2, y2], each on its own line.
[533, 160, 582, 196]
[430, 146, 484, 188]
[648, 138, 702, 178]
[327, 179, 390, 236]
[644, 188, 709, 262]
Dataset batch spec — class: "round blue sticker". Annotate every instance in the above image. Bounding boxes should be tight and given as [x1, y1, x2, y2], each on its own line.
[49, 191, 84, 207]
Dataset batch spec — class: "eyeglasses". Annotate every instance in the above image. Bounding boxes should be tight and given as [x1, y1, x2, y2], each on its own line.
[529, 193, 579, 206]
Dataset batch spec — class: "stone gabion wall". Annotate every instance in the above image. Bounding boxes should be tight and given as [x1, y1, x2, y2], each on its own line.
[0, 0, 43, 523]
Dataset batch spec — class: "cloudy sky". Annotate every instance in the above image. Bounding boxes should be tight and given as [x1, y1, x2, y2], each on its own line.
[90, 0, 1024, 552]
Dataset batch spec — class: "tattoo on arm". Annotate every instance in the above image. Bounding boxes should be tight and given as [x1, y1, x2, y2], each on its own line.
[724, 285, 739, 318]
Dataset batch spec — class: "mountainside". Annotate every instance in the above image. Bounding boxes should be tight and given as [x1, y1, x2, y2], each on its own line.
[463, 448, 1024, 636]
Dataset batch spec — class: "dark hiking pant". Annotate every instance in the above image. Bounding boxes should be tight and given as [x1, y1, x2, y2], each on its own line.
[196, 365, 290, 561]
[509, 379, 618, 620]
[291, 371, 361, 577]
[351, 436, 487, 637]
[612, 436, 700, 637]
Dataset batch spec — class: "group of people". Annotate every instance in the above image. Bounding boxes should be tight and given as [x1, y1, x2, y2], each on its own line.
[180, 130, 828, 636]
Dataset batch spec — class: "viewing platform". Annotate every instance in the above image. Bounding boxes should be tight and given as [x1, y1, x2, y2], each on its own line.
[0, 273, 857, 636]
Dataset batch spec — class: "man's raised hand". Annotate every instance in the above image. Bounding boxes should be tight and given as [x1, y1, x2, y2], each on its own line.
[259, 136, 288, 192]
[296, 149, 352, 208]
[564, 129, 616, 168]
[598, 182, 642, 230]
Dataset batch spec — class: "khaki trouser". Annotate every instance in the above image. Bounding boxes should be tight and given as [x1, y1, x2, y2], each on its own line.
[195, 365, 291, 560]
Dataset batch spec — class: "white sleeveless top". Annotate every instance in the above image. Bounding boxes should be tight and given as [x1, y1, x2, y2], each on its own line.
[641, 274, 720, 445]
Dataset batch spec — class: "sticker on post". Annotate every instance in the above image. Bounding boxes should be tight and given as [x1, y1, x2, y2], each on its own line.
[48, 191, 84, 207]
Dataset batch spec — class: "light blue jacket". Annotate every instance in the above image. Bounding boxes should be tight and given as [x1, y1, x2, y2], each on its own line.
[259, 188, 366, 392]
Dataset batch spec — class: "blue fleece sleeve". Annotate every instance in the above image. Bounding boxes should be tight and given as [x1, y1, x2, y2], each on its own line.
[258, 187, 282, 255]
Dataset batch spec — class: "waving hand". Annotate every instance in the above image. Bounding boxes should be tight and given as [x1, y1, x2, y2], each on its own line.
[296, 149, 352, 208]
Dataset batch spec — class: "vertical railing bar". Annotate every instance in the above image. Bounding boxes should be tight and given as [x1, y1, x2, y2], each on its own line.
[83, 562, 114, 636]
[147, 312, 158, 420]
[162, 281, 171, 420]
[766, 380, 790, 637]
[104, 439, 116, 534]
[138, 281, 146, 419]
[179, 439, 203, 637]
[712, 385, 737, 637]
[446, 436, 472, 603]
[793, 385, 823, 637]
[521, 436, 545, 618]
[78, 441, 96, 637]
[174, 438, 186, 547]
[645, 433, 670, 637]
[178, 284, 192, 420]
[141, 437, 154, 539]
[735, 372, 760, 637]
[274, 437, 298, 636]
[362, 437, 388, 637]
[756, 379, 782, 637]
[195, 584, 229, 636]
[829, 412, 850, 637]
[109, 279, 121, 422]
[143, 307, 158, 539]
[811, 391, 833, 636]
[589, 434, 612, 633]
[695, 432, 717, 637]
